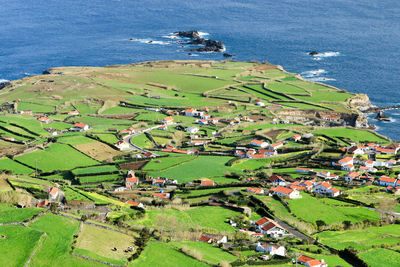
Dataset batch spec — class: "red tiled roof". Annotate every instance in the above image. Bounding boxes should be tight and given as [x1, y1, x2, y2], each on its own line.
[126, 177, 138, 183]
[339, 157, 353, 164]
[74, 123, 87, 128]
[379, 176, 396, 183]
[271, 142, 283, 147]
[49, 187, 58, 196]
[201, 180, 214, 186]
[269, 175, 283, 182]
[152, 193, 168, 198]
[163, 116, 173, 121]
[247, 188, 263, 194]
[270, 186, 293, 195]
[251, 139, 264, 145]
[126, 201, 140, 206]
[255, 217, 269, 226]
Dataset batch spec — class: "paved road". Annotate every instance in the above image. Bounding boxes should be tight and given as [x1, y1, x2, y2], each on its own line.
[273, 216, 314, 242]
[122, 125, 163, 155]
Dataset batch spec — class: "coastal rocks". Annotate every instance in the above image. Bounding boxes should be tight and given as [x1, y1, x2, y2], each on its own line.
[174, 30, 225, 53]
[309, 51, 319, 56]
[348, 94, 375, 112]
[374, 111, 391, 121]
[223, 53, 233, 57]
[0, 81, 11, 90]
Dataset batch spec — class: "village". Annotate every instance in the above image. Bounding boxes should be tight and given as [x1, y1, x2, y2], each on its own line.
[0, 61, 399, 267]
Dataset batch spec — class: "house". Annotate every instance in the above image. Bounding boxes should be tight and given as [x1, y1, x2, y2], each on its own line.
[197, 119, 208, 125]
[297, 255, 327, 267]
[61, 110, 80, 115]
[143, 152, 156, 158]
[270, 142, 284, 150]
[374, 161, 388, 168]
[344, 172, 360, 182]
[161, 116, 174, 125]
[189, 140, 209, 146]
[365, 160, 375, 168]
[255, 242, 286, 256]
[20, 110, 33, 115]
[254, 217, 288, 238]
[292, 134, 301, 142]
[115, 140, 130, 150]
[270, 186, 301, 199]
[38, 116, 51, 124]
[185, 109, 204, 117]
[152, 179, 166, 187]
[208, 118, 219, 125]
[152, 192, 170, 199]
[125, 171, 139, 188]
[199, 233, 227, 244]
[71, 123, 89, 131]
[200, 114, 210, 120]
[313, 182, 340, 197]
[336, 156, 354, 171]
[201, 180, 215, 186]
[376, 147, 396, 155]
[158, 124, 168, 131]
[300, 180, 315, 190]
[246, 188, 265, 195]
[186, 126, 199, 134]
[375, 176, 399, 187]
[260, 149, 278, 157]
[48, 187, 59, 200]
[251, 139, 269, 148]
[347, 146, 365, 155]
[126, 201, 144, 209]
[256, 101, 265, 107]
[268, 175, 286, 186]
[37, 200, 49, 207]
[120, 127, 135, 135]
[387, 159, 397, 167]
[316, 171, 330, 179]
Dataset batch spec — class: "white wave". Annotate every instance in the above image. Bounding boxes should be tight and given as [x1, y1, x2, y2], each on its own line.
[198, 31, 209, 37]
[130, 38, 170, 45]
[301, 69, 326, 78]
[0, 79, 9, 83]
[313, 57, 321, 61]
[162, 35, 180, 39]
[312, 51, 340, 58]
[307, 77, 336, 82]
[188, 54, 199, 57]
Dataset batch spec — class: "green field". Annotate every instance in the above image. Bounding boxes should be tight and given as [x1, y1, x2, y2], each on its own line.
[317, 224, 400, 251]
[147, 156, 242, 183]
[288, 193, 379, 225]
[57, 135, 97, 145]
[77, 173, 121, 184]
[130, 241, 209, 267]
[133, 206, 238, 232]
[0, 157, 34, 174]
[171, 241, 237, 264]
[29, 213, 103, 266]
[313, 128, 388, 143]
[0, 204, 42, 223]
[72, 165, 119, 176]
[358, 248, 400, 267]
[15, 143, 98, 172]
[0, 225, 43, 266]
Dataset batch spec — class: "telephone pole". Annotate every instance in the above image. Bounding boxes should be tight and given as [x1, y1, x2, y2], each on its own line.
[35, 159, 37, 178]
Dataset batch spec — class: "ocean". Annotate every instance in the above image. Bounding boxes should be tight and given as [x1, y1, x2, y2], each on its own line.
[1, 0, 399, 140]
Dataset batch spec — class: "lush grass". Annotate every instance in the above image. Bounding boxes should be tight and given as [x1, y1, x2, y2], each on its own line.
[358, 248, 400, 267]
[288, 193, 379, 225]
[77, 174, 121, 184]
[74, 224, 134, 265]
[57, 135, 97, 145]
[16, 143, 98, 172]
[177, 187, 246, 198]
[133, 206, 238, 232]
[0, 157, 34, 174]
[317, 224, 400, 251]
[0, 225, 43, 266]
[95, 133, 120, 145]
[29, 213, 103, 266]
[72, 165, 119, 176]
[131, 134, 153, 149]
[129, 241, 209, 267]
[142, 155, 193, 171]
[313, 128, 388, 143]
[170, 241, 237, 264]
[0, 204, 42, 223]
[147, 156, 241, 183]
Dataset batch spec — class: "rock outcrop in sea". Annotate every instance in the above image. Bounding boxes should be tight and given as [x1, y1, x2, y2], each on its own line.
[174, 30, 225, 53]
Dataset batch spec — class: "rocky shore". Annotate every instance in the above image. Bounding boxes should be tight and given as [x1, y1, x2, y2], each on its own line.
[174, 30, 225, 53]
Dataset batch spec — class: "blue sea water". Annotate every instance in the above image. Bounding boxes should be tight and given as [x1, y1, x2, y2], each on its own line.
[1, 0, 399, 140]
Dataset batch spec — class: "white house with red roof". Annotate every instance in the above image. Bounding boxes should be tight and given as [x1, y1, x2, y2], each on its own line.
[291, 134, 301, 142]
[255, 242, 286, 256]
[20, 110, 33, 115]
[152, 192, 170, 199]
[254, 217, 288, 238]
[185, 109, 204, 117]
[152, 179, 166, 187]
[161, 116, 174, 125]
[251, 139, 269, 148]
[125, 171, 139, 188]
[246, 187, 265, 195]
[71, 123, 89, 131]
[269, 175, 286, 186]
[270, 186, 301, 199]
[201, 180, 215, 186]
[115, 140, 130, 150]
[126, 201, 144, 209]
[38, 116, 51, 124]
[376, 147, 396, 155]
[347, 145, 365, 155]
[61, 110, 80, 115]
[269, 142, 284, 150]
[344, 172, 361, 182]
[208, 118, 219, 125]
[316, 171, 330, 179]
[297, 255, 327, 267]
[335, 156, 354, 171]
[198, 233, 227, 244]
[376, 176, 399, 187]
[313, 182, 340, 197]
[48, 187, 59, 200]
[120, 127, 135, 135]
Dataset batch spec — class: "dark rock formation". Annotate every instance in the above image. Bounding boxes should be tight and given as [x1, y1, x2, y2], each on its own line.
[0, 81, 11, 90]
[309, 51, 319, 56]
[223, 53, 233, 57]
[174, 30, 225, 53]
[374, 111, 391, 121]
